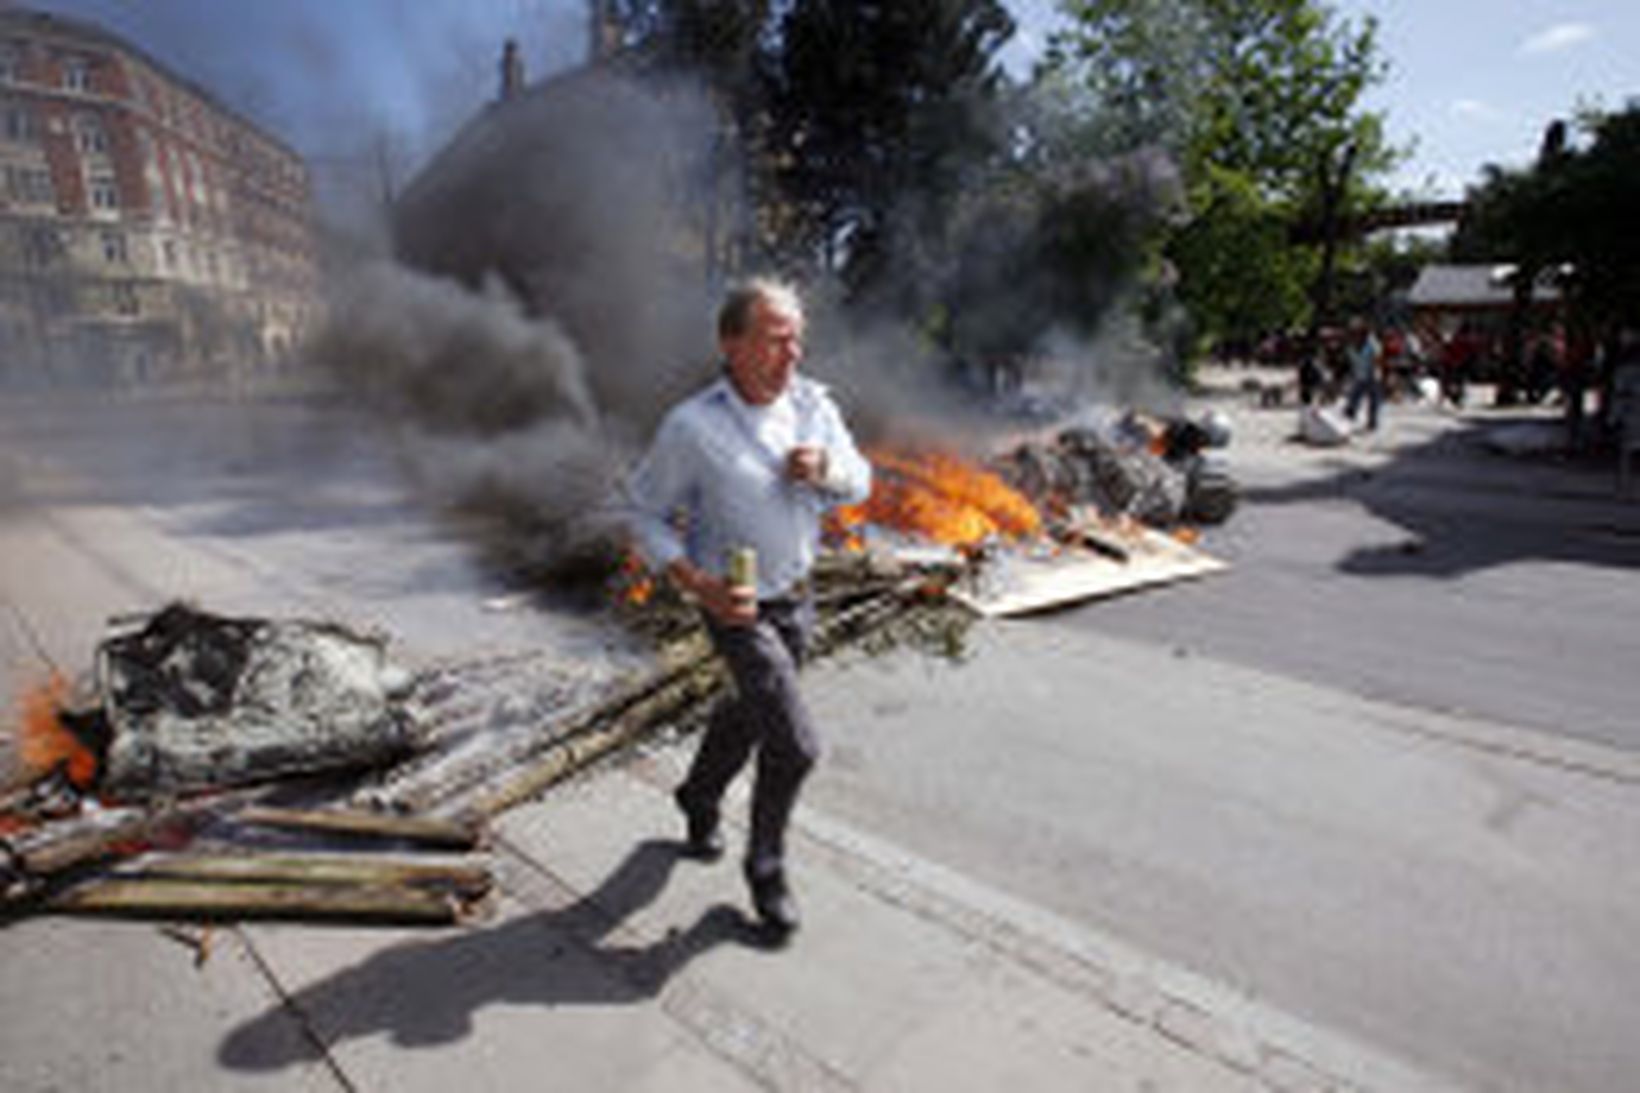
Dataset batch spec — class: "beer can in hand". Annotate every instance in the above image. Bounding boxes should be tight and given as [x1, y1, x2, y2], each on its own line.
[727, 546, 757, 590]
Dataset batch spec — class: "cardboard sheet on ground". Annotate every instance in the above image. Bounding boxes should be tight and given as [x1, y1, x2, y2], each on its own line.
[949, 523, 1228, 617]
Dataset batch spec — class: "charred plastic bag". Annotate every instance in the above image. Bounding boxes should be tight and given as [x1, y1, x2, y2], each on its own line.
[95, 603, 417, 800]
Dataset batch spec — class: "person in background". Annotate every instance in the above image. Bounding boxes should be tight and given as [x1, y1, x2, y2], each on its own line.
[624, 278, 872, 937]
[1440, 325, 1476, 408]
[1343, 318, 1384, 431]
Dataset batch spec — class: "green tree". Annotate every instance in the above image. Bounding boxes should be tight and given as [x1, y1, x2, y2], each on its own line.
[1455, 103, 1640, 400]
[1045, 0, 1395, 346]
[761, 0, 1015, 302]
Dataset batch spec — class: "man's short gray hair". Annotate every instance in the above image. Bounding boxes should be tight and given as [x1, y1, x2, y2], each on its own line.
[718, 277, 804, 340]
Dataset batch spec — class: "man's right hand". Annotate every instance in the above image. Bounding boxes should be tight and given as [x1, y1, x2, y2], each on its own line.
[668, 560, 757, 626]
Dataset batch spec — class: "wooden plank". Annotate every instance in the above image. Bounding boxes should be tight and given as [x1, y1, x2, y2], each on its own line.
[121, 853, 492, 898]
[234, 807, 484, 850]
[6, 807, 152, 878]
[473, 657, 727, 818]
[48, 877, 461, 925]
[949, 527, 1227, 617]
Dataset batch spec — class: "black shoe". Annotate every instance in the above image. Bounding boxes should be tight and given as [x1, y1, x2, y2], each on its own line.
[674, 787, 724, 861]
[744, 864, 799, 935]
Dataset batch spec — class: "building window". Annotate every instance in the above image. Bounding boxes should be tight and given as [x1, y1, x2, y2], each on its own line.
[6, 164, 54, 205]
[0, 45, 18, 84]
[22, 226, 63, 268]
[62, 56, 91, 93]
[162, 238, 178, 270]
[101, 230, 127, 263]
[113, 283, 139, 316]
[74, 113, 108, 155]
[2, 101, 36, 143]
[89, 173, 119, 211]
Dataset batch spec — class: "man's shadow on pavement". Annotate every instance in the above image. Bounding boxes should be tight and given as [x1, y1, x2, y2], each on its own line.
[219, 839, 766, 1072]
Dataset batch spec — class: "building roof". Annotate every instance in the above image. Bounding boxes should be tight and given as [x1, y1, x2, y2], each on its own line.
[1408, 263, 1563, 309]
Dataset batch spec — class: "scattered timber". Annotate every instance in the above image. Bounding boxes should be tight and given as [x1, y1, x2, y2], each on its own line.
[117, 853, 492, 899]
[233, 806, 484, 851]
[49, 877, 463, 925]
[354, 657, 654, 817]
[471, 573, 951, 818]
[2, 805, 151, 885]
[473, 650, 726, 818]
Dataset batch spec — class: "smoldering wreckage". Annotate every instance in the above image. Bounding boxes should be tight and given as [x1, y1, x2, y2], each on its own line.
[2, 412, 1236, 931]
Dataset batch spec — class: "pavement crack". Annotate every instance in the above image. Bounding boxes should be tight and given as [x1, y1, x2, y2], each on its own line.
[227, 925, 359, 1093]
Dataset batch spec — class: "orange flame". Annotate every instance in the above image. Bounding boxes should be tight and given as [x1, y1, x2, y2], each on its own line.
[831, 445, 1044, 548]
[15, 672, 98, 788]
[615, 548, 655, 606]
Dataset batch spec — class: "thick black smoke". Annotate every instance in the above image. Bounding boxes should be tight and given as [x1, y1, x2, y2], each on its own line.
[311, 69, 726, 582]
[311, 63, 1187, 584]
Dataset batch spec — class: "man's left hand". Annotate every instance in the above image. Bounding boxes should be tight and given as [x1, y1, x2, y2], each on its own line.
[787, 445, 827, 486]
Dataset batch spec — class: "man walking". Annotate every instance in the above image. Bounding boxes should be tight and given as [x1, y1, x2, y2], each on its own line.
[625, 278, 872, 935]
[1343, 318, 1384, 432]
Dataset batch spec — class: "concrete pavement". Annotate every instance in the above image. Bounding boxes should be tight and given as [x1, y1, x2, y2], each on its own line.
[1, 752, 1457, 1093]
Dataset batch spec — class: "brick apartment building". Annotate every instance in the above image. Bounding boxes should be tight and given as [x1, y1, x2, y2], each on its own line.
[0, 6, 319, 388]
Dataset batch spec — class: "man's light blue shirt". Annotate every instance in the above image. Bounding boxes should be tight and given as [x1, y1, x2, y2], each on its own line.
[625, 375, 872, 599]
[1347, 333, 1382, 383]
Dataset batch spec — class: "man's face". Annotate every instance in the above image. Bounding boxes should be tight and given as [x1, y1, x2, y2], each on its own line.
[723, 297, 804, 406]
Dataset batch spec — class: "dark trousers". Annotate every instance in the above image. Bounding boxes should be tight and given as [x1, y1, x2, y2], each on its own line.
[1345, 375, 1381, 430]
[676, 594, 819, 876]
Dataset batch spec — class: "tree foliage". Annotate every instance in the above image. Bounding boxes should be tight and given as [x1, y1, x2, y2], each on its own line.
[1454, 104, 1640, 333]
[613, 0, 1017, 315]
[1045, 0, 1394, 344]
[760, 0, 1015, 303]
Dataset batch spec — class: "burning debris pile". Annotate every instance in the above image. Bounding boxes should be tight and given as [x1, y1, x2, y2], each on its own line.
[995, 409, 1238, 529]
[0, 581, 958, 927]
[2, 605, 490, 926]
[803, 412, 1237, 617]
[2, 424, 1238, 929]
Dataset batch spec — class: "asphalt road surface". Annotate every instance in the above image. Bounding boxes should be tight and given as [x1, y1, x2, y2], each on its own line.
[1075, 399, 1640, 752]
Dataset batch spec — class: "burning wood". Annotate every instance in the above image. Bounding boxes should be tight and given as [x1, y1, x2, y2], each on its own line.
[994, 411, 1239, 529]
[808, 426, 1235, 616]
[1, 606, 491, 925]
[833, 445, 1043, 546]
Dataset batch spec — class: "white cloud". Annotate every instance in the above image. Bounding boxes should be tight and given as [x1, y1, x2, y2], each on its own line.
[1451, 98, 1507, 123]
[1520, 22, 1594, 55]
